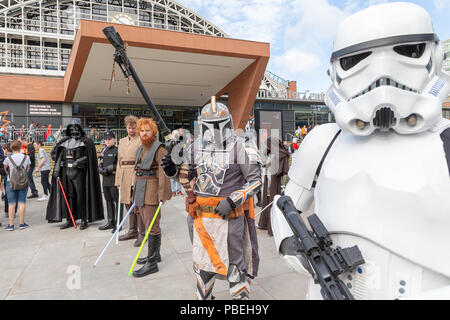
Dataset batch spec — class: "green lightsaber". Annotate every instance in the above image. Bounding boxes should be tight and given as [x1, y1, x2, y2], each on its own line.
[128, 201, 162, 276]
[116, 190, 121, 245]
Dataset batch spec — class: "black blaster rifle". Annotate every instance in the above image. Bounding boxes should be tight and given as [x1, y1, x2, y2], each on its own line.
[276, 195, 365, 300]
[102, 26, 195, 199]
[102, 26, 171, 142]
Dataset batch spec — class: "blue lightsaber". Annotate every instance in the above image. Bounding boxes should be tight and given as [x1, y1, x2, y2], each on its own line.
[93, 202, 136, 267]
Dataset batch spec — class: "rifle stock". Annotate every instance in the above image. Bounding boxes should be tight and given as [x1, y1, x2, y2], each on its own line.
[276, 195, 364, 300]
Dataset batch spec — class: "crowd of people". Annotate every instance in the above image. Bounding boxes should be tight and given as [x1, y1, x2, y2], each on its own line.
[0, 122, 66, 144]
[0, 102, 300, 300]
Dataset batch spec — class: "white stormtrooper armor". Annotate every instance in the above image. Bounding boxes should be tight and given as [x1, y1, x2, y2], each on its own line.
[271, 2, 450, 300]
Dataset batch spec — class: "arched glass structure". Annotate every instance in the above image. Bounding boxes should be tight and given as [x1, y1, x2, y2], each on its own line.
[0, 0, 227, 75]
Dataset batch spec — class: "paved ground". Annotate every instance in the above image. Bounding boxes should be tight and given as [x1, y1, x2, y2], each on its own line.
[0, 180, 309, 300]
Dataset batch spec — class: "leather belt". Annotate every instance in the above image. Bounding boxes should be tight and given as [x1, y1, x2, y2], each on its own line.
[135, 170, 157, 177]
[198, 205, 244, 220]
[62, 161, 84, 169]
[121, 161, 135, 165]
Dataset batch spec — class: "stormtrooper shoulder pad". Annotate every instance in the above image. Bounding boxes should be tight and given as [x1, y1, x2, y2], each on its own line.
[289, 123, 341, 190]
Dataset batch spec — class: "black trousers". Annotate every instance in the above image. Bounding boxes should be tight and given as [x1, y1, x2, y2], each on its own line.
[27, 165, 38, 195]
[66, 168, 87, 221]
[103, 185, 118, 223]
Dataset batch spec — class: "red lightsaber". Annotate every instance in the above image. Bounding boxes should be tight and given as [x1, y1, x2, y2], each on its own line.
[58, 178, 77, 229]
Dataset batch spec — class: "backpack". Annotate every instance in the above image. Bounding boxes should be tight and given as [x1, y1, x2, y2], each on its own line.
[7, 155, 29, 190]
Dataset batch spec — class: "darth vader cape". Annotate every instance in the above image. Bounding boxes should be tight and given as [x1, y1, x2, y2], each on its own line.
[46, 135, 104, 222]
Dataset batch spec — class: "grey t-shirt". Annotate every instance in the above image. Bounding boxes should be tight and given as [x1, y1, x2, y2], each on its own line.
[4, 153, 31, 181]
[38, 148, 51, 171]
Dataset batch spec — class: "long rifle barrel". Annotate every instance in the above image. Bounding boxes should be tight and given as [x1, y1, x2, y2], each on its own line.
[102, 26, 171, 141]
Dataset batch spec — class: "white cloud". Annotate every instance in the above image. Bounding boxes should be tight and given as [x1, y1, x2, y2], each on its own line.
[176, 0, 352, 91]
[434, 0, 450, 11]
[273, 48, 321, 74]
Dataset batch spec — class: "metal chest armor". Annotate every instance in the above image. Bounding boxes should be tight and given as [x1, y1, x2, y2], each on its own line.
[62, 138, 87, 167]
[193, 137, 238, 197]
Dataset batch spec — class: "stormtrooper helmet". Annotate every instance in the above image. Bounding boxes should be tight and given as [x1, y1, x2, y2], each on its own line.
[326, 2, 450, 136]
[199, 96, 234, 147]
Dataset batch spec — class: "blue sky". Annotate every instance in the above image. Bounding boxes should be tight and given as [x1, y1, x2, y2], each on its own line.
[177, 0, 450, 94]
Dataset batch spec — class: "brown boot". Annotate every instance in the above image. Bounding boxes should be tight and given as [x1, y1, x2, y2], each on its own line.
[133, 213, 145, 247]
[134, 234, 143, 247]
[118, 213, 138, 241]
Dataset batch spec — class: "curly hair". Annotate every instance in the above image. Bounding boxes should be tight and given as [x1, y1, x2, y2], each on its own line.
[124, 115, 139, 128]
[137, 117, 158, 145]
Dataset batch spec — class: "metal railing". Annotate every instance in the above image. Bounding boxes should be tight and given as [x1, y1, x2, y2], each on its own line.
[0, 128, 129, 144]
[257, 89, 326, 102]
[264, 70, 289, 87]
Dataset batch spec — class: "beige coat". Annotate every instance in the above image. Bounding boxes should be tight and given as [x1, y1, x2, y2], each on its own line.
[115, 135, 141, 204]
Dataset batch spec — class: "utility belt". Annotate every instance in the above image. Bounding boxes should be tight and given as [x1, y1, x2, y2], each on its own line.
[188, 196, 244, 220]
[121, 161, 135, 166]
[60, 161, 86, 169]
[135, 169, 157, 179]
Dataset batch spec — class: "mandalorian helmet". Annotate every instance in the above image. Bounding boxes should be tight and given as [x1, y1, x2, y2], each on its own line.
[65, 118, 85, 138]
[199, 97, 234, 146]
[326, 2, 450, 136]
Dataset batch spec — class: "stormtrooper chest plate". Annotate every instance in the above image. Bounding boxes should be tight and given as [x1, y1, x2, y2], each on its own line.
[314, 130, 450, 277]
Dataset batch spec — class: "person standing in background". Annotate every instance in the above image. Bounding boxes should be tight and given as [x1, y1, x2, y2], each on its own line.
[54, 124, 64, 143]
[98, 131, 119, 232]
[18, 136, 38, 199]
[46, 124, 52, 142]
[3, 140, 31, 231]
[257, 137, 290, 236]
[33, 141, 51, 201]
[115, 115, 145, 247]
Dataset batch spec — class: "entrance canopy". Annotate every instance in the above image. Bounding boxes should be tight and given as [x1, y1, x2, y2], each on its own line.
[66, 20, 270, 128]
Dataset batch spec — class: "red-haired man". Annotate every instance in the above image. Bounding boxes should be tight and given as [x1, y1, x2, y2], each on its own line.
[131, 117, 172, 277]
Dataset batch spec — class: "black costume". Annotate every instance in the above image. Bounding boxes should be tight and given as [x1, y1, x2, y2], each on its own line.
[98, 131, 119, 231]
[46, 118, 104, 230]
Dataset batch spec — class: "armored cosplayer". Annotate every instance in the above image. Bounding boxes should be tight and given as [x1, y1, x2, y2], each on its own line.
[271, 2, 450, 300]
[46, 118, 104, 230]
[162, 98, 262, 300]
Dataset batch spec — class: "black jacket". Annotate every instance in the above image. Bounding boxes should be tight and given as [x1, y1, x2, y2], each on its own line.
[26, 143, 35, 167]
[99, 145, 118, 187]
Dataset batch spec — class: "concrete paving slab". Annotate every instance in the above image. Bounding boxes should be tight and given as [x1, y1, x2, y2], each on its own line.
[0, 268, 23, 290]
[135, 273, 196, 300]
[259, 272, 308, 300]
[5, 286, 84, 300]
[0, 180, 308, 300]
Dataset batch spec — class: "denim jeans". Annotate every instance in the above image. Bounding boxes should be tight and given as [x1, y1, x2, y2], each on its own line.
[40, 170, 50, 195]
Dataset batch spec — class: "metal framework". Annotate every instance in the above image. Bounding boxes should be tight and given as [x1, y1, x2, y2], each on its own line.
[0, 0, 228, 76]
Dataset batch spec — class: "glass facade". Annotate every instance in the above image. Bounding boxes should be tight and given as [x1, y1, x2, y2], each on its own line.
[253, 100, 334, 127]
[0, 0, 227, 76]
[73, 102, 200, 132]
[443, 39, 450, 72]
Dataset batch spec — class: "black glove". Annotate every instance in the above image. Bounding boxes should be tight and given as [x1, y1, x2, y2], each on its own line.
[215, 197, 236, 219]
[105, 164, 114, 174]
[161, 154, 177, 177]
